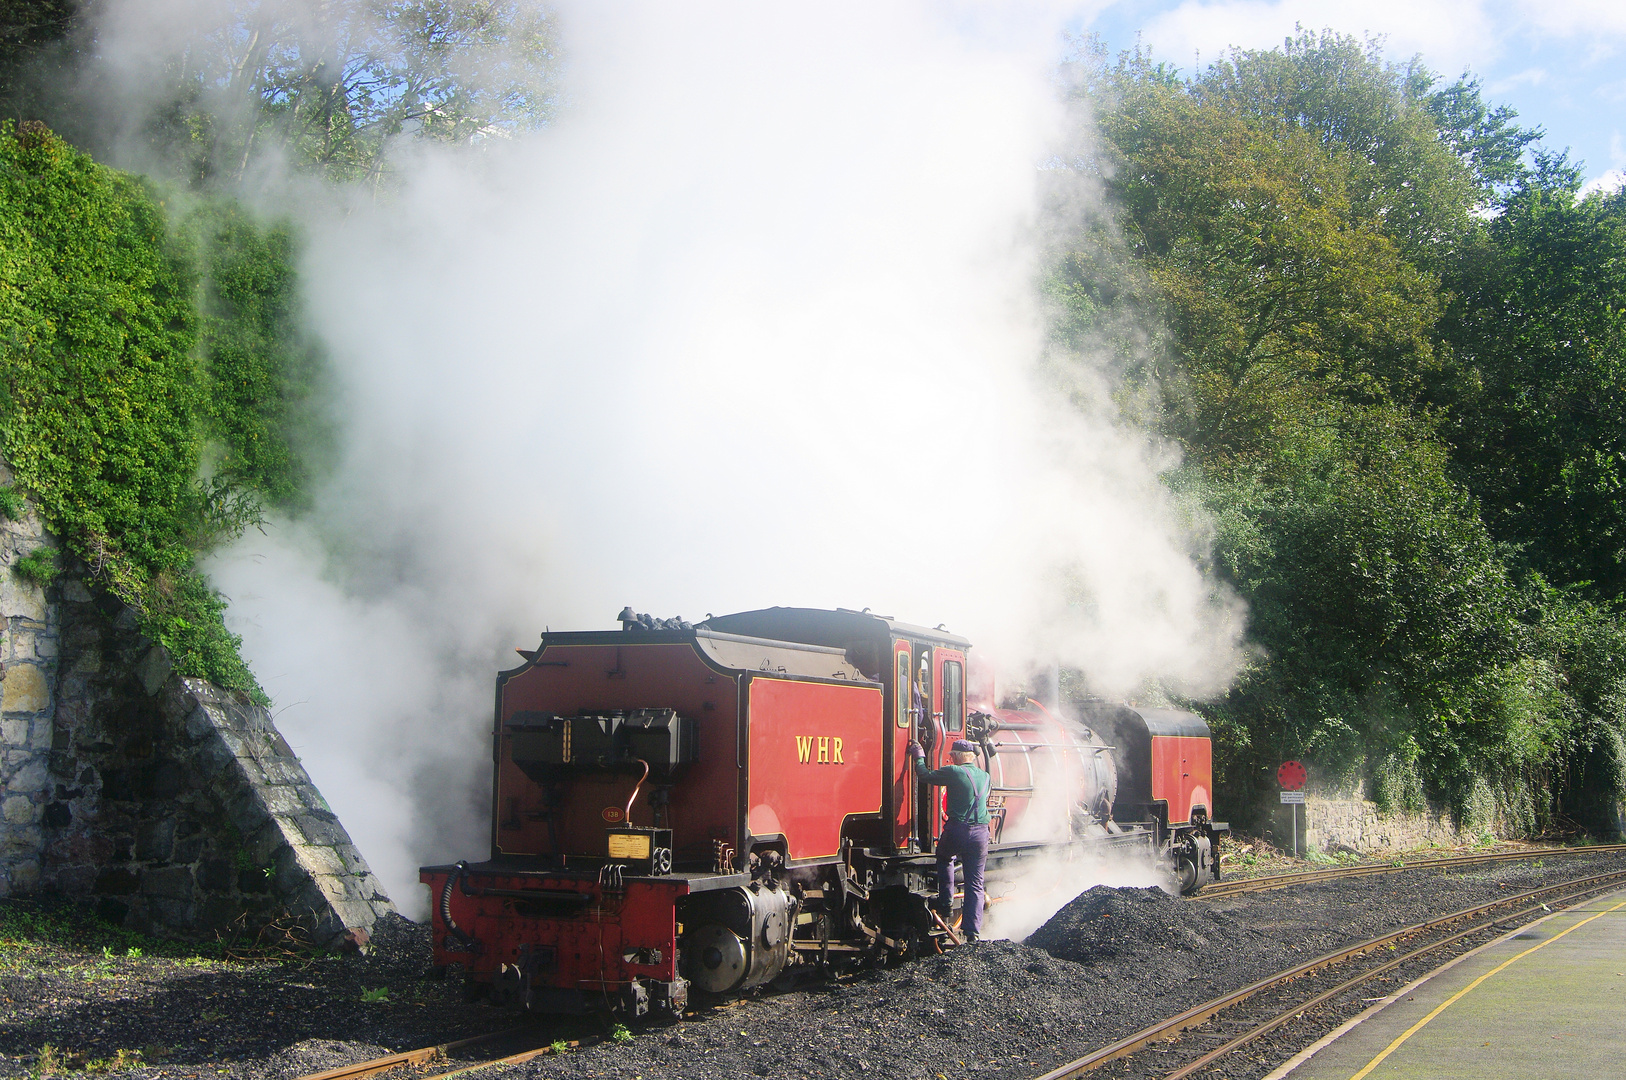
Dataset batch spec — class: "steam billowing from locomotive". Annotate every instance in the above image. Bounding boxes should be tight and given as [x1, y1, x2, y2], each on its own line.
[74, 1, 1248, 912]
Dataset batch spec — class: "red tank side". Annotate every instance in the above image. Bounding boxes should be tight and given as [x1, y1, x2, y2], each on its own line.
[1150, 735, 1212, 827]
[744, 676, 883, 862]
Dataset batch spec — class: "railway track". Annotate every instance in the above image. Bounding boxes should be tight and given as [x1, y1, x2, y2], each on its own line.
[1201, 842, 1626, 899]
[294, 1028, 580, 1080]
[1034, 865, 1626, 1080]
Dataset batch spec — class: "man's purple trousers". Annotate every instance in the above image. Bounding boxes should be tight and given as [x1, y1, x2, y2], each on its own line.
[935, 820, 989, 937]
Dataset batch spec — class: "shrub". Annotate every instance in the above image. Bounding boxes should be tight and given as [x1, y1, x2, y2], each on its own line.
[0, 123, 324, 702]
[10, 547, 56, 586]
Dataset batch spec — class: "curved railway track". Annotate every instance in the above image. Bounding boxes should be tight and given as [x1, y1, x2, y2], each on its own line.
[1034, 865, 1626, 1080]
[1201, 842, 1626, 898]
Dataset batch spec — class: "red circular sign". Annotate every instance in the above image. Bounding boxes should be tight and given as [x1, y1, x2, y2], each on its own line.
[1277, 761, 1307, 791]
[601, 806, 624, 823]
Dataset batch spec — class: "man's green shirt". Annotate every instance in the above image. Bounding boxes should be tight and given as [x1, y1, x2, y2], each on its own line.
[913, 759, 991, 825]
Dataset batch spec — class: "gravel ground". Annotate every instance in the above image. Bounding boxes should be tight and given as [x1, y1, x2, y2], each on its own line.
[0, 913, 583, 1080]
[2, 846, 1622, 1080]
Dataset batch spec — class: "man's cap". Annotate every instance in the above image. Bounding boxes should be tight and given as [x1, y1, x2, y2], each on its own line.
[952, 739, 977, 753]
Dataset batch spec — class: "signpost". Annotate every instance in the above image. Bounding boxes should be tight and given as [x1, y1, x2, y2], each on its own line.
[1277, 761, 1307, 857]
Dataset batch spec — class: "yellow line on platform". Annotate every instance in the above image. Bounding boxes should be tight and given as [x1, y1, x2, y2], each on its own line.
[1348, 898, 1626, 1079]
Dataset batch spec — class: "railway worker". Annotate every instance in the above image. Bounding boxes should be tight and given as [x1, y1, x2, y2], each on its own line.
[908, 737, 991, 942]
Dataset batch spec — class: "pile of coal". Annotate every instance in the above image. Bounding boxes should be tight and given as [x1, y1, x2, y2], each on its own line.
[1026, 885, 1238, 966]
[361, 912, 434, 977]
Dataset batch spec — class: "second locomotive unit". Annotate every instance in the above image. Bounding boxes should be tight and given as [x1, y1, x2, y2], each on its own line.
[421, 606, 1227, 1015]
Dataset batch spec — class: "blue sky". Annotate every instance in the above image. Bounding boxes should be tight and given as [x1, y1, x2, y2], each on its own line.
[1083, 0, 1626, 193]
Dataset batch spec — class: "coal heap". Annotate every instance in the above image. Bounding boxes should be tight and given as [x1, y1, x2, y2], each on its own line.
[1026, 885, 1242, 967]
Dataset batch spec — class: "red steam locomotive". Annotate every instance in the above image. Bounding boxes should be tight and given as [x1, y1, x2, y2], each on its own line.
[420, 607, 1226, 1015]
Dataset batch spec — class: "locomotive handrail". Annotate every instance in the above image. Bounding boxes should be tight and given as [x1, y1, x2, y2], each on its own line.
[990, 741, 1115, 752]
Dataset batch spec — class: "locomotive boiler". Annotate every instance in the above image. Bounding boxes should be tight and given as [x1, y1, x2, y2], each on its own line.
[420, 607, 1227, 1016]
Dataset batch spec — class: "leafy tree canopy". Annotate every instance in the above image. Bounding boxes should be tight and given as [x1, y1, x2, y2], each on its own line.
[5, 0, 560, 188]
[1443, 171, 1626, 595]
[1096, 77, 1441, 458]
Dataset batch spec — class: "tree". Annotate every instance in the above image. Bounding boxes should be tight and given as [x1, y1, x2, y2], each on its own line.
[1188, 407, 1545, 820]
[0, 0, 76, 99]
[0, 121, 321, 695]
[1443, 164, 1626, 597]
[8, 0, 560, 187]
[1061, 37, 1619, 832]
[1095, 70, 1442, 460]
[1425, 75, 1542, 199]
[1190, 29, 1481, 266]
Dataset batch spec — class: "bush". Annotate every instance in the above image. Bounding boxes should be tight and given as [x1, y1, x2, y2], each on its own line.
[0, 123, 322, 702]
[10, 546, 56, 586]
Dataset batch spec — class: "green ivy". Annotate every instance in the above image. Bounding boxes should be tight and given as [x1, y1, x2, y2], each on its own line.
[0, 122, 321, 702]
[184, 200, 329, 510]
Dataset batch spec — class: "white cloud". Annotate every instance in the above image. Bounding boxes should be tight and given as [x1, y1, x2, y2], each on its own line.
[1577, 130, 1623, 195]
[1511, 0, 1626, 39]
[1579, 168, 1624, 197]
[1488, 66, 1547, 92]
[173, 0, 1245, 914]
[1579, 131, 1626, 195]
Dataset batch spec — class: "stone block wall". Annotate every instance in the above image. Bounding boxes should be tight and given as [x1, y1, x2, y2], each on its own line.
[39, 577, 395, 945]
[1295, 784, 1499, 854]
[0, 476, 57, 897]
[0, 467, 394, 946]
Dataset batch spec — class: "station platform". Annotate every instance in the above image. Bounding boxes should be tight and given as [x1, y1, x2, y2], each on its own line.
[1271, 887, 1626, 1080]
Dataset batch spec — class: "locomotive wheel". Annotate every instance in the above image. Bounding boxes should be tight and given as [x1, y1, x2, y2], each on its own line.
[1176, 854, 1201, 895]
[683, 923, 748, 993]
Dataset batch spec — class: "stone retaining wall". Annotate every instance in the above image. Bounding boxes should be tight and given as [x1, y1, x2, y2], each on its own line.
[0, 472, 57, 898]
[1289, 784, 1503, 854]
[0, 471, 393, 946]
[1300, 796, 1471, 853]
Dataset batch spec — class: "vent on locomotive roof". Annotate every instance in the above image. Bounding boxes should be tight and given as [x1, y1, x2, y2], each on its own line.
[617, 607, 693, 632]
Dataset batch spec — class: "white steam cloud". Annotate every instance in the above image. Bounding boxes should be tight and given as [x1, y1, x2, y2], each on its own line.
[983, 849, 1169, 942]
[89, 2, 1246, 914]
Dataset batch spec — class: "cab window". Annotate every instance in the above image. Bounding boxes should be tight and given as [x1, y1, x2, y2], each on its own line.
[944, 661, 964, 732]
[895, 650, 911, 728]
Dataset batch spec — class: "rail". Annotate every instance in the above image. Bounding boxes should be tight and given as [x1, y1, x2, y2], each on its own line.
[1033, 865, 1626, 1080]
[292, 1028, 583, 1080]
[1199, 841, 1626, 899]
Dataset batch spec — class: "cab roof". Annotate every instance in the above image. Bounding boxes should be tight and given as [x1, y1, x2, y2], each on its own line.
[700, 606, 972, 651]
